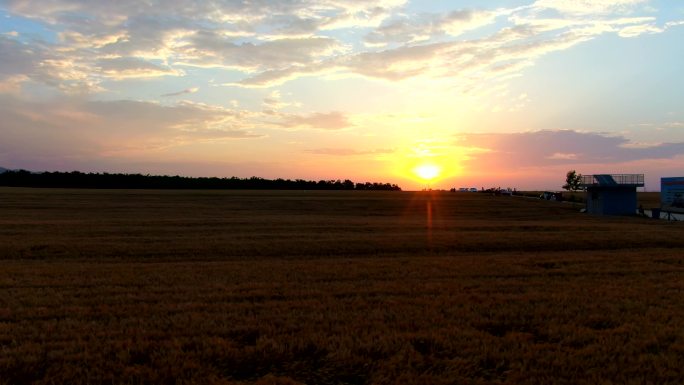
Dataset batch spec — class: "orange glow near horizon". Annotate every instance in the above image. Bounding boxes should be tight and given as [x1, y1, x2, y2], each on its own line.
[388, 139, 472, 190]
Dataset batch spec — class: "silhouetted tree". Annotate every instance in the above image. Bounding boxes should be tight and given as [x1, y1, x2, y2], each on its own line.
[0, 169, 402, 191]
[563, 170, 583, 191]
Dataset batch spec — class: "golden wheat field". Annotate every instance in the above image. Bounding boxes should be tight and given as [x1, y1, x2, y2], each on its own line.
[1, 187, 683, 385]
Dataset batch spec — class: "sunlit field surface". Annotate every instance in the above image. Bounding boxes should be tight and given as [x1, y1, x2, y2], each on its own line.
[1, 188, 683, 384]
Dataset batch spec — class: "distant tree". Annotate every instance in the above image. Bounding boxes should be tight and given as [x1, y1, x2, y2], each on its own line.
[563, 170, 583, 191]
[0, 169, 402, 191]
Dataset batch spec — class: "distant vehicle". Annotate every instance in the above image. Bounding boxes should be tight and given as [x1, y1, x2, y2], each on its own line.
[540, 191, 563, 201]
[500, 189, 512, 196]
[469, 188, 478, 192]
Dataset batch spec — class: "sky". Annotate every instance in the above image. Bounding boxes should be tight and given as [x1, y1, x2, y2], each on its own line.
[1, 0, 683, 190]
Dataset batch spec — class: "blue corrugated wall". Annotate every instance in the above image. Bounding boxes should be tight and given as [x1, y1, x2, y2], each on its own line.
[585, 186, 637, 215]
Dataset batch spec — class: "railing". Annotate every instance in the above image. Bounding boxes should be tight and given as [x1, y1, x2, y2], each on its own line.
[580, 174, 644, 187]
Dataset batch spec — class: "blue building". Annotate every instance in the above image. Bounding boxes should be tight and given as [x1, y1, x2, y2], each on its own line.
[581, 174, 644, 215]
[661, 177, 684, 213]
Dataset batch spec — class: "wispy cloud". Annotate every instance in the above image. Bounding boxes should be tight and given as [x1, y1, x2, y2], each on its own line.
[533, 0, 649, 15]
[97, 57, 183, 79]
[161, 87, 199, 97]
[305, 148, 395, 156]
[364, 9, 500, 46]
[275, 111, 352, 130]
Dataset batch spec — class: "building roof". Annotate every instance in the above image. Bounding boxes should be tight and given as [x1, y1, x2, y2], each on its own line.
[580, 174, 644, 187]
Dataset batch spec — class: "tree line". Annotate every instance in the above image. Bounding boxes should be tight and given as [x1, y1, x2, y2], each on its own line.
[0, 170, 402, 191]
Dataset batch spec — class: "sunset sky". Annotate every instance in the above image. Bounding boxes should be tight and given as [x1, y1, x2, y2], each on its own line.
[1, 0, 683, 190]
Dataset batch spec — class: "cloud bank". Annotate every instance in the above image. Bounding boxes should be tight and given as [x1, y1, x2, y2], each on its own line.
[1, 0, 677, 91]
[457, 130, 684, 168]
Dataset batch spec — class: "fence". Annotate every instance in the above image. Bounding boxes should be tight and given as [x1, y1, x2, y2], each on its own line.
[580, 174, 644, 187]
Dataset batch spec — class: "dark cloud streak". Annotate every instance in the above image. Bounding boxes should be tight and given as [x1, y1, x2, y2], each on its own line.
[458, 130, 684, 168]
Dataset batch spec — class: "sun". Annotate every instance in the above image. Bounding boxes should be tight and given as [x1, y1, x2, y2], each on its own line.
[414, 164, 441, 181]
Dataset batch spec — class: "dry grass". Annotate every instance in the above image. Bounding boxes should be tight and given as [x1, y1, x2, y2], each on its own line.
[1, 188, 683, 384]
[638, 192, 662, 209]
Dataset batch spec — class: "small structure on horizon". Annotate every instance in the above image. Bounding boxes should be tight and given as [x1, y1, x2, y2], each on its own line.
[581, 174, 644, 215]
